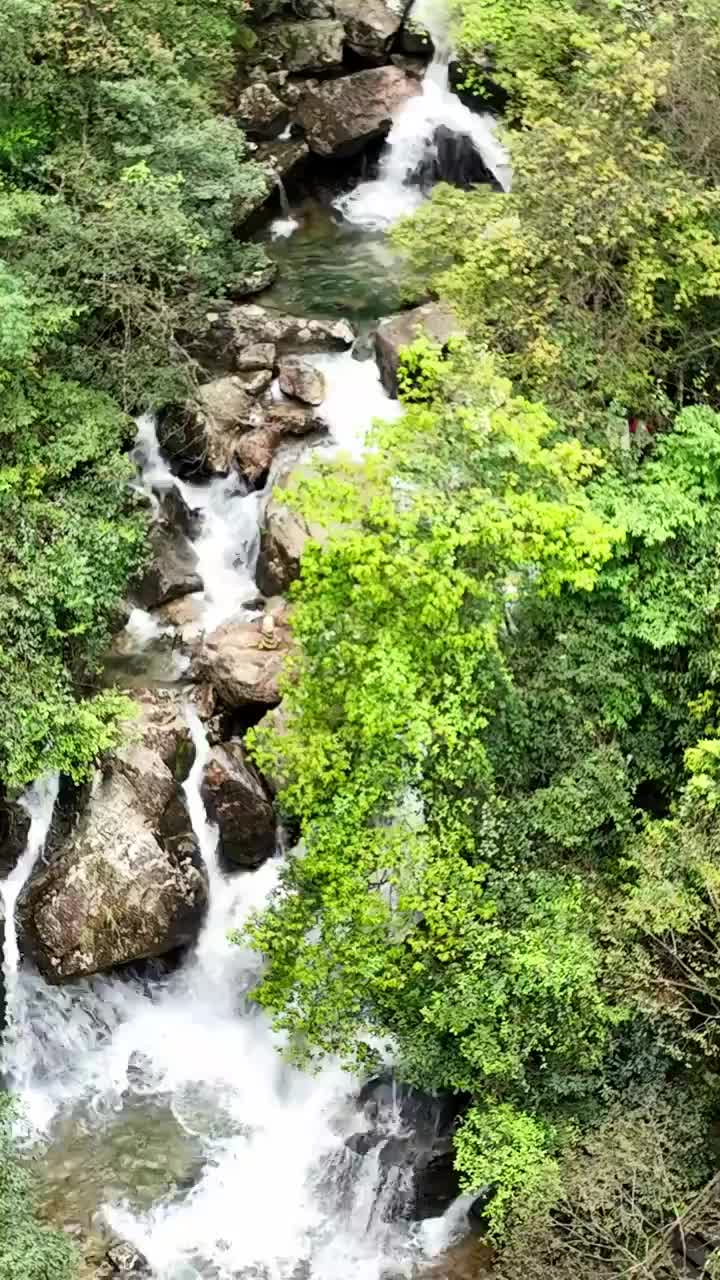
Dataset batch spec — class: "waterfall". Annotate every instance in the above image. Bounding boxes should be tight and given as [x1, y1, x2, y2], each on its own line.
[0, 775, 59, 1088]
[0, 360, 468, 1279]
[337, 0, 510, 229]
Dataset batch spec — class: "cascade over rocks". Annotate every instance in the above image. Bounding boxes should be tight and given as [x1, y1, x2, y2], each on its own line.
[18, 771, 208, 982]
[375, 302, 464, 396]
[159, 376, 258, 476]
[348, 1076, 463, 1220]
[334, 0, 409, 62]
[194, 601, 292, 709]
[133, 522, 202, 610]
[296, 66, 420, 157]
[201, 742, 277, 867]
[278, 356, 327, 405]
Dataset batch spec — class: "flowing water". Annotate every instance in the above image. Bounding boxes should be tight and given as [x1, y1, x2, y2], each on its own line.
[0, 16, 500, 1275]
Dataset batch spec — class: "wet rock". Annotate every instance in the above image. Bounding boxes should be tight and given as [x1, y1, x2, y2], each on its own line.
[195, 602, 292, 708]
[278, 356, 326, 405]
[18, 772, 208, 982]
[335, 0, 409, 62]
[255, 136, 311, 186]
[229, 304, 355, 357]
[201, 742, 277, 867]
[0, 793, 30, 877]
[237, 368, 274, 396]
[351, 1075, 464, 1221]
[237, 342, 276, 371]
[412, 125, 495, 190]
[158, 375, 258, 475]
[103, 1240, 153, 1277]
[133, 524, 202, 609]
[160, 484, 201, 540]
[390, 52, 427, 77]
[398, 6, 433, 56]
[235, 402, 326, 483]
[236, 82, 289, 140]
[254, 20, 345, 74]
[296, 67, 419, 157]
[375, 302, 464, 396]
[256, 462, 327, 595]
[118, 688, 196, 782]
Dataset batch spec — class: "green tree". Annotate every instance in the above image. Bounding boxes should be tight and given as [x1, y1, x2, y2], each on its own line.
[0, 1093, 77, 1280]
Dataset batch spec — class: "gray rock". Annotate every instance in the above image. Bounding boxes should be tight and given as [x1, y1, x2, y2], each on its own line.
[134, 524, 202, 609]
[234, 402, 326, 483]
[237, 342, 277, 371]
[195, 603, 292, 708]
[229, 304, 355, 357]
[278, 356, 326, 405]
[158, 376, 258, 475]
[236, 82, 290, 140]
[295, 66, 419, 157]
[201, 742, 277, 867]
[254, 20, 345, 74]
[375, 301, 464, 396]
[237, 368, 274, 396]
[335, 0, 409, 61]
[18, 772, 207, 982]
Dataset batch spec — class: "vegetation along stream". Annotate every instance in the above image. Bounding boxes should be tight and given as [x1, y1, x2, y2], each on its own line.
[4, 0, 720, 1279]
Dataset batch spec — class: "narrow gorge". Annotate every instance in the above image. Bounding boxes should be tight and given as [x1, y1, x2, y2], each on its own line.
[0, 4, 506, 1276]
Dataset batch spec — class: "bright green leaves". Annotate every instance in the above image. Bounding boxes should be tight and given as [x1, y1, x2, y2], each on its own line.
[0, 1093, 77, 1280]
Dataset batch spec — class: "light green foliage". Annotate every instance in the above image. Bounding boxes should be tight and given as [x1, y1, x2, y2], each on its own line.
[454, 1104, 559, 1237]
[394, 12, 720, 439]
[0, 1093, 77, 1280]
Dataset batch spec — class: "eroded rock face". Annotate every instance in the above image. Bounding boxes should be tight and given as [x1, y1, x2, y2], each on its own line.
[134, 524, 202, 609]
[159, 376, 258, 475]
[254, 20, 345, 74]
[255, 462, 328, 595]
[278, 356, 326, 405]
[374, 301, 464, 396]
[201, 742, 277, 867]
[0, 794, 30, 878]
[229, 305, 355, 357]
[18, 772, 207, 982]
[335, 0, 409, 61]
[236, 82, 289, 139]
[195, 603, 292, 708]
[296, 67, 419, 157]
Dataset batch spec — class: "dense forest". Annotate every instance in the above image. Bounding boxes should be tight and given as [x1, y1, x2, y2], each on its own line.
[4, 0, 720, 1275]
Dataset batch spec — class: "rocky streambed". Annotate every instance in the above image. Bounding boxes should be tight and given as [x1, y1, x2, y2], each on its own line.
[0, 2, 504, 1274]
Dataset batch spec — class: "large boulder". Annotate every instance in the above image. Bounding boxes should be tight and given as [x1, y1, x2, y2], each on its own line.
[229, 305, 355, 358]
[133, 524, 202, 609]
[375, 302, 464, 396]
[18, 772, 207, 982]
[158, 376, 258, 475]
[195, 602, 292, 709]
[278, 357, 326, 406]
[335, 0, 409, 61]
[296, 67, 419, 157]
[254, 20, 345, 74]
[256, 462, 327, 595]
[201, 742, 277, 867]
[412, 125, 496, 191]
[235, 402, 327, 483]
[236, 82, 289, 140]
[348, 1076, 464, 1221]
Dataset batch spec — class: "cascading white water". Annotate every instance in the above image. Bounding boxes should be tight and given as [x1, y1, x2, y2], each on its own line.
[0, 351, 469, 1278]
[337, 0, 510, 229]
[0, 775, 59, 1094]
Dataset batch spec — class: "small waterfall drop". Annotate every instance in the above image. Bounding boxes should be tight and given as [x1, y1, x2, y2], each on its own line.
[337, 0, 510, 229]
[0, 774, 59, 1092]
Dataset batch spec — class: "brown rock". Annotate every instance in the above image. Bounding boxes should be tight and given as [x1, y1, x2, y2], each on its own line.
[278, 357, 326, 406]
[335, 0, 409, 61]
[236, 82, 289, 140]
[296, 67, 419, 157]
[201, 742, 277, 867]
[195, 606, 292, 708]
[229, 304, 355, 357]
[375, 302, 464, 396]
[254, 20, 345, 74]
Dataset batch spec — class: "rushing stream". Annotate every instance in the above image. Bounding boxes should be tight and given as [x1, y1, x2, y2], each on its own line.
[0, 11, 503, 1276]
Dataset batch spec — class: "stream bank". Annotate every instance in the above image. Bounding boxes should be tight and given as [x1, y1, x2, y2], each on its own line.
[0, 3, 507, 1276]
